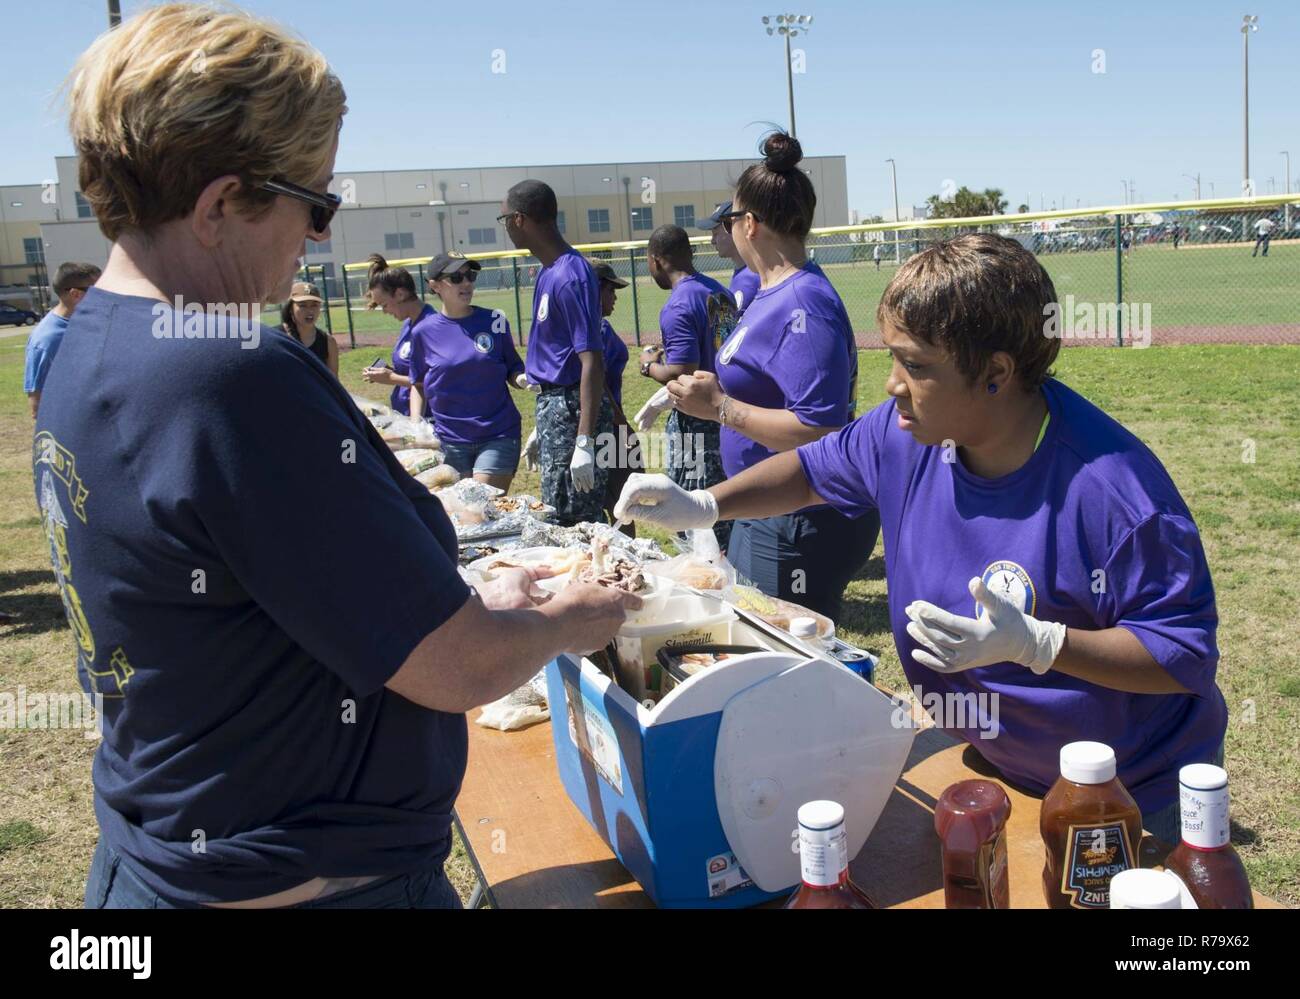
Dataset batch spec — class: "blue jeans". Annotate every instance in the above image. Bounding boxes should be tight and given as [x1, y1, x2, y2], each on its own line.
[83, 839, 463, 909]
[441, 435, 521, 479]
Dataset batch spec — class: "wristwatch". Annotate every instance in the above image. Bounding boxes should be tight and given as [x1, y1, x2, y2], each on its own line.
[575, 434, 593, 450]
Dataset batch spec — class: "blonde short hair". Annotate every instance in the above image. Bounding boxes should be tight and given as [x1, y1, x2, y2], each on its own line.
[67, 3, 346, 240]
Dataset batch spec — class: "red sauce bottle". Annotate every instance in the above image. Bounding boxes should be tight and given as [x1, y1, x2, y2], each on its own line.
[934, 779, 1011, 909]
[1040, 742, 1142, 909]
[785, 800, 876, 909]
[1162, 764, 1254, 909]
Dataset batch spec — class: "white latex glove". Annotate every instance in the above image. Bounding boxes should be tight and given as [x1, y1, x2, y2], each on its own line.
[524, 429, 539, 472]
[570, 438, 596, 493]
[633, 387, 673, 432]
[613, 473, 718, 531]
[513, 373, 540, 392]
[905, 577, 1066, 676]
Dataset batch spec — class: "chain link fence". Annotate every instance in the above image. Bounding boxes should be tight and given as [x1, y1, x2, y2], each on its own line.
[278, 194, 1298, 352]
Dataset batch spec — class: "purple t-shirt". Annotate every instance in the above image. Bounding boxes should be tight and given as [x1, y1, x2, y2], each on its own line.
[659, 272, 736, 376]
[390, 306, 436, 415]
[714, 263, 856, 477]
[524, 251, 602, 387]
[408, 306, 524, 445]
[796, 379, 1227, 813]
[602, 319, 628, 408]
[730, 266, 761, 315]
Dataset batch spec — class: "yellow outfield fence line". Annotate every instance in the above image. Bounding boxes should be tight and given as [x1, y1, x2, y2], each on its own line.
[347, 193, 1300, 269]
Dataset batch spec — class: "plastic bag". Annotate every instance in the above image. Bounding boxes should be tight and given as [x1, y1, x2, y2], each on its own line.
[380, 416, 441, 451]
[721, 584, 834, 640]
[474, 670, 550, 732]
[645, 528, 736, 590]
[415, 464, 459, 489]
[393, 449, 444, 475]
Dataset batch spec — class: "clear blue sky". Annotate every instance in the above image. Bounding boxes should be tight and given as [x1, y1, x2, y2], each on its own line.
[9, 0, 1299, 218]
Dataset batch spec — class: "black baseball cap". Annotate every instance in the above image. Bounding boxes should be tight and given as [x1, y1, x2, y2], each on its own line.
[698, 201, 733, 231]
[427, 251, 482, 280]
[591, 261, 629, 288]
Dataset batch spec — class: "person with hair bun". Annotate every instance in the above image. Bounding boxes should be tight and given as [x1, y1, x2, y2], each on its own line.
[361, 252, 431, 417]
[617, 232, 1226, 843]
[648, 132, 878, 622]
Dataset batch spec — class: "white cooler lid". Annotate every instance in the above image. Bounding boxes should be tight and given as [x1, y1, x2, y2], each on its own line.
[713, 657, 915, 892]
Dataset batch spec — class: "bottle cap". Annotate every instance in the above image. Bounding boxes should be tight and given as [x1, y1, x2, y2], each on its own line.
[790, 617, 818, 639]
[1179, 763, 1228, 791]
[1059, 741, 1117, 784]
[797, 800, 845, 831]
[1109, 869, 1183, 909]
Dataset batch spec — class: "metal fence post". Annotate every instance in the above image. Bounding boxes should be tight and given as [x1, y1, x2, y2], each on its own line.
[628, 247, 642, 346]
[317, 266, 334, 337]
[417, 263, 427, 303]
[340, 263, 356, 348]
[1114, 214, 1125, 347]
[512, 257, 524, 346]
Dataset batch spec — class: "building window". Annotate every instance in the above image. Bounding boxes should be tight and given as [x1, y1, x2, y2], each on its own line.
[314, 262, 336, 279]
[587, 209, 610, 234]
[631, 207, 654, 232]
[556, 210, 566, 234]
[74, 191, 93, 219]
[468, 228, 497, 246]
[23, 238, 43, 265]
[673, 205, 695, 229]
[384, 232, 415, 251]
[10, 201, 22, 208]
[305, 238, 332, 255]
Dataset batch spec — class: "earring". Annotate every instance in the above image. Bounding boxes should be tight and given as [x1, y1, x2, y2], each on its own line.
[987, 383, 998, 395]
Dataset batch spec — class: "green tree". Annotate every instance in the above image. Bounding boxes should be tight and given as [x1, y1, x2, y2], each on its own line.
[926, 186, 1009, 219]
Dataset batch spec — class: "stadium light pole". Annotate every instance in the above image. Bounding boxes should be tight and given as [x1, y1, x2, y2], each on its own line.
[1282, 152, 1291, 231]
[107, 0, 120, 27]
[762, 14, 813, 138]
[885, 158, 901, 264]
[1182, 173, 1202, 200]
[1121, 180, 1129, 204]
[1242, 15, 1258, 196]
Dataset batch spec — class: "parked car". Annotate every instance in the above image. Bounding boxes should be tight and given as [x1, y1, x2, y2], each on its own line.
[0, 304, 40, 327]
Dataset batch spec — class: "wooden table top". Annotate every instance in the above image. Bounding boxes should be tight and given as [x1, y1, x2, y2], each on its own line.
[457, 708, 1281, 909]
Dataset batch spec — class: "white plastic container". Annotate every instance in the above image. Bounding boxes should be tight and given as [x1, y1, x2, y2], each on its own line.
[613, 591, 737, 704]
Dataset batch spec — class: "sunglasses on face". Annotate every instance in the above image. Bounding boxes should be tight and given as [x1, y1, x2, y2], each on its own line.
[718, 209, 763, 234]
[438, 269, 479, 285]
[260, 177, 342, 235]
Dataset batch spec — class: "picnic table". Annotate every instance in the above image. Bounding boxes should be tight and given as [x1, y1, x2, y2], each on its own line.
[454, 683, 1281, 909]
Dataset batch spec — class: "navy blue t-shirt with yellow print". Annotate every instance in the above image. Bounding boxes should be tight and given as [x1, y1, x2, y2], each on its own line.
[33, 287, 471, 904]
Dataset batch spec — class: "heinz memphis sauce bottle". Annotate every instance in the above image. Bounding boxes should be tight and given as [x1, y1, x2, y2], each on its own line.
[785, 800, 876, 909]
[1162, 764, 1254, 909]
[1040, 742, 1142, 909]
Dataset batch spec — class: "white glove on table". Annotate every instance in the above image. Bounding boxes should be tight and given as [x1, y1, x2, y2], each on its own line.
[613, 473, 718, 531]
[570, 438, 596, 492]
[524, 429, 539, 472]
[633, 387, 673, 432]
[905, 577, 1066, 676]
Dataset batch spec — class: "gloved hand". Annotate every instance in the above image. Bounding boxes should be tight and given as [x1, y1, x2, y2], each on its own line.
[513, 373, 540, 392]
[904, 577, 1066, 676]
[570, 437, 596, 493]
[524, 429, 539, 472]
[613, 473, 718, 531]
[634, 387, 673, 432]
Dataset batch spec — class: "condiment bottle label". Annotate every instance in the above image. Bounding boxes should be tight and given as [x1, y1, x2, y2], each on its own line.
[798, 823, 848, 888]
[981, 830, 1009, 906]
[1179, 781, 1230, 850]
[1061, 822, 1135, 909]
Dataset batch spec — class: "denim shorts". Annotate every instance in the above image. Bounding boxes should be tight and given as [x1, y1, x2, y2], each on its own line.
[83, 838, 463, 909]
[441, 436, 521, 478]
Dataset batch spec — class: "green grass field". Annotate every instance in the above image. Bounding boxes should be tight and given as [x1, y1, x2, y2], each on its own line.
[291, 238, 1298, 346]
[2, 331, 1297, 907]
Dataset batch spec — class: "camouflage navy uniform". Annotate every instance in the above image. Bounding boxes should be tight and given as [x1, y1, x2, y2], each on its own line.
[536, 385, 616, 526]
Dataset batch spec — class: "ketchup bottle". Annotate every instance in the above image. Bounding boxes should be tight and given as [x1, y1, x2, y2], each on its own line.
[785, 800, 876, 909]
[934, 780, 1011, 908]
[1040, 742, 1142, 909]
[1162, 764, 1254, 909]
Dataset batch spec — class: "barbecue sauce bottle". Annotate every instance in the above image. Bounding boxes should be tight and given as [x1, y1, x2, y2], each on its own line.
[785, 800, 876, 909]
[1040, 742, 1142, 909]
[935, 779, 1011, 908]
[1162, 764, 1253, 909]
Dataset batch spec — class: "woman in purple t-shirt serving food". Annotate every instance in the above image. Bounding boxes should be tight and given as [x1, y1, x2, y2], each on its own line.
[616, 231, 1228, 845]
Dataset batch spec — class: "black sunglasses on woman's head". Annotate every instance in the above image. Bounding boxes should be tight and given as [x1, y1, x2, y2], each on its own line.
[260, 178, 341, 234]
